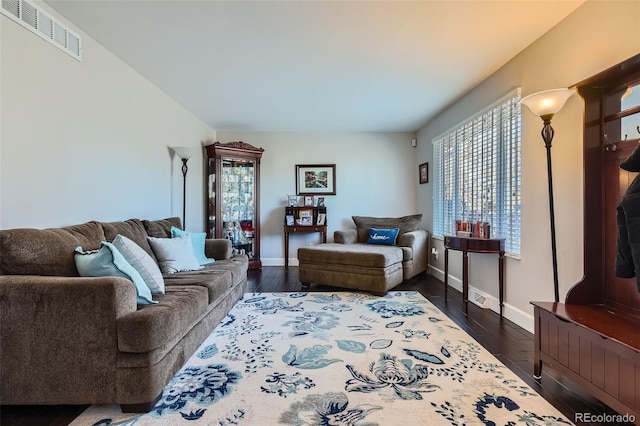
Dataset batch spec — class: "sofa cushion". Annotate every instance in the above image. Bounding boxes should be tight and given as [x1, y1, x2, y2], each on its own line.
[352, 214, 422, 242]
[201, 255, 248, 286]
[143, 217, 182, 238]
[112, 234, 165, 294]
[101, 219, 156, 260]
[148, 235, 203, 274]
[163, 269, 233, 303]
[298, 243, 403, 268]
[0, 221, 105, 276]
[117, 285, 209, 353]
[74, 242, 156, 305]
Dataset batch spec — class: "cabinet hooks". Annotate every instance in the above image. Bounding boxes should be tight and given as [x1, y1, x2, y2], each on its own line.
[604, 133, 618, 151]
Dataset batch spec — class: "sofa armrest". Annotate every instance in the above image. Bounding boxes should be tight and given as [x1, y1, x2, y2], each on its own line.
[397, 230, 429, 278]
[334, 229, 357, 244]
[0, 275, 137, 403]
[397, 229, 428, 252]
[204, 238, 232, 260]
[0, 275, 137, 323]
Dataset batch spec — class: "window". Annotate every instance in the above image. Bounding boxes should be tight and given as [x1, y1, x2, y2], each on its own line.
[432, 90, 522, 255]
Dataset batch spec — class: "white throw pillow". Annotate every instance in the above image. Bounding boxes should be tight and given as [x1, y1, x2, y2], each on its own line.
[147, 234, 204, 274]
[112, 234, 165, 294]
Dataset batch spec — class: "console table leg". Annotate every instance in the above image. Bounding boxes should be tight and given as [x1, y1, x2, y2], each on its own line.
[463, 251, 469, 313]
[284, 232, 289, 270]
[444, 248, 449, 301]
[499, 252, 505, 317]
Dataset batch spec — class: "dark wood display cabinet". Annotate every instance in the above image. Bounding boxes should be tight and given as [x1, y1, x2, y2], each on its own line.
[205, 141, 264, 269]
[532, 54, 640, 423]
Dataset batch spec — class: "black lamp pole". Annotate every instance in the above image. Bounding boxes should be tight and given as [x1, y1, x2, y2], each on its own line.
[540, 114, 560, 303]
[181, 158, 189, 230]
[521, 88, 574, 304]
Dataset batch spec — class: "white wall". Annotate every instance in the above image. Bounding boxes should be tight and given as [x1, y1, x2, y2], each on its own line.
[216, 132, 419, 265]
[0, 3, 214, 230]
[418, 0, 640, 332]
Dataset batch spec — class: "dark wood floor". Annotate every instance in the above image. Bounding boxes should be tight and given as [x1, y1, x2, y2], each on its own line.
[1, 267, 630, 425]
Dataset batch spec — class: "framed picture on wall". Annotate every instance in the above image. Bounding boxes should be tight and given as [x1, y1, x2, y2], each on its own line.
[419, 162, 428, 184]
[296, 164, 336, 195]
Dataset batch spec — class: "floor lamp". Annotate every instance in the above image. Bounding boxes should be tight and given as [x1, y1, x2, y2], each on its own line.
[170, 147, 195, 230]
[521, 89, 575, 303]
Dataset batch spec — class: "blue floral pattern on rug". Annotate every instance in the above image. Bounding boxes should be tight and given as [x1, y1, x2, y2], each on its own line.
[150, 364, 241, 419]
[346, 352, 439, 400]
[77, 291, 573, 426]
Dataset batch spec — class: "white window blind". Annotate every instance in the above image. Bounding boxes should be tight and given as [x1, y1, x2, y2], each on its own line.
[433, 90, 522, 255]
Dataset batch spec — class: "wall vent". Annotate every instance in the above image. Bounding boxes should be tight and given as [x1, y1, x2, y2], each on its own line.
[1, 0, 81, 61]
[472, 290, 491, 309]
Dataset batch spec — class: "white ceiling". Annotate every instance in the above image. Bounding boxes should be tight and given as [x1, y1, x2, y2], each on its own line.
[45, 0, 585, 132]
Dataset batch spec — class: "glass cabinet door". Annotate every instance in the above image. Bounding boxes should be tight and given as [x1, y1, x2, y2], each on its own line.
[221, 157, 256, 259]
[206, 142, 264, 269]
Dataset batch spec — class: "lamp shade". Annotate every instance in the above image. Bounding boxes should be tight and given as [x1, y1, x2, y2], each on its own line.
[521, 89, 575, 118]
[171, 146, 195, 160]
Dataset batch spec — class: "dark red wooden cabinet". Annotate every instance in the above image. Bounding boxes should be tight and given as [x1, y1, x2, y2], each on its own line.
[205, 141, 264, 269]
[532, 54, 640, 424]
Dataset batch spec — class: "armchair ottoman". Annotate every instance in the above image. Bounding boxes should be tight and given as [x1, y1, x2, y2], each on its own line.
[298, 243, 404, 295]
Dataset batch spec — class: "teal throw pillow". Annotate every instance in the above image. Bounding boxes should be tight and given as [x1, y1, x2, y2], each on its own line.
[366, 227, 400, 246]
[171, 226, 215, 265]
[74, 242, 156, 305]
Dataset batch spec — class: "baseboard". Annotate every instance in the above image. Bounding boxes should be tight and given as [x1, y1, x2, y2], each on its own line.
[427, 266, 534, 334]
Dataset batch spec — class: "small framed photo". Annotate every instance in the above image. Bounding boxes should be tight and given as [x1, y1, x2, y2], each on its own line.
[295, 164, 336, 195]
[317, 213, 326, 226]
[285, 215, 295, 226]
[300, 216, 313, 226]
[304, 195, 314, 206]
[299, 208, 313, 218]
[317, 197, 325, 207]
[419, 162, 429, 184]
[287, 195, 298, 207]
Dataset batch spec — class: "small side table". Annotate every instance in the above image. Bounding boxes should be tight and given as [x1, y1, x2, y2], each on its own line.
[284, 225, 327, 269]
[444, 235, 506, 316]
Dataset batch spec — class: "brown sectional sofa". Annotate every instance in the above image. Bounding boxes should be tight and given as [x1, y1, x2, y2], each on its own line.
[0, 217, 248, 412]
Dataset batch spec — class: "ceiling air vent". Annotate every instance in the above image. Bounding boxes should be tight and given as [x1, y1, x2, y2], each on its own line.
[1, 0, 81, 61]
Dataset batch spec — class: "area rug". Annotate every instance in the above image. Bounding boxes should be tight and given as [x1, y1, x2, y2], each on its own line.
[71, 291, 573, 425]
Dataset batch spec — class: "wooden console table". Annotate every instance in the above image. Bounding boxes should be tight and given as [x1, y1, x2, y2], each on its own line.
[444, 235, 505, 316]
[284, 225, 327, 269]
[283, 206, 327, 269]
